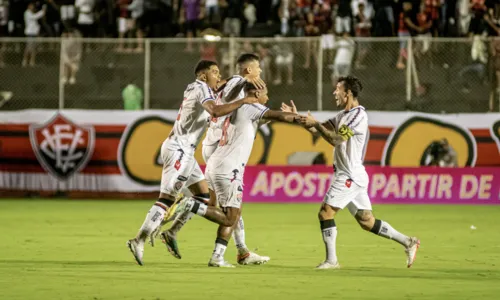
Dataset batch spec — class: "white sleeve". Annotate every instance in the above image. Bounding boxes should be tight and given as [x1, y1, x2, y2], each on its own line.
[221, 77, 246, 102]
[325, 117, 336, 130]
[198, 82, 216, 104]
[244, 103, 269, 121]
[347, 111, 368, 135]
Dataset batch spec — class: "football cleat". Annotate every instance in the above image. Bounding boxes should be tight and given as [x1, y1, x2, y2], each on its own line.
[237, 252, 270, 265]
[126, 239, 144, 266]
[315, 260, 340, 269]
[161, 231, 182, 259]
[208, 259, 235, 268]
[405, 237, 420, 268]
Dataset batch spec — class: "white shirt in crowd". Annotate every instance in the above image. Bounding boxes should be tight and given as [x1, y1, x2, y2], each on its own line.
[75, 0, 95, 25]
[24, 9, 45, 36]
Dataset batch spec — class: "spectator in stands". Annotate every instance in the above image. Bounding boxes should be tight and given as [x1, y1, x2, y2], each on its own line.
[44, 0, 62, 38]
[416, 2, 433, 56]
[396, 1, 425, 70]
[303, 10, 319, 68]
[58, 0, 76, 27]
[244, 0, 257, 29]
[224, 0, 243, 37]
[424, 0, 440, 37]
[61, 29, 82, 84]
[183, 0, 201, 52]
[288, 2, 306, 36]
[205, 0, 219, 28]
[278, 0, 290, 36]
[128, 0, 144, 52]
[468, 0, 488, 36]
[373, 0, 395, 36]
[75, 0, 96, 41]
[354, 0, 372, 69]
[272, 42, 294, 85]
[23, 2, 46, 67]
[336, 0, 352, 35]
[117, 0, 133, 52]
[256, 42, 272, 81]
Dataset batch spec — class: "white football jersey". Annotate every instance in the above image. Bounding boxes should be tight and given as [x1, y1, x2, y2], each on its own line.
[202, 75, 246, 146]
[206, 103, 269, 175]
[328, 106, 369, 187]
[169, 80, 215, 149]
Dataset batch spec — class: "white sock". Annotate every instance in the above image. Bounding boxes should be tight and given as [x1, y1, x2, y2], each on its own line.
[168, 211, 194, 236]
[232, 216, 248, 255]
[137, 202, 167, 243]
[321, 220, 338, 263]
[211, 238, 228, 261]
[373, 219, 410, 247]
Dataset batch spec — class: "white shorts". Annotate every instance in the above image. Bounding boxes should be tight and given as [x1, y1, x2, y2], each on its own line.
[323, 176, 372, 216]
[160, 139, 204, 197]
[202, 143, 218, 164]
[205, 170, 243, 209]
[321, 34, 335, 49]
[118, 17, 133, 34]
[276, 54, 294, 65]
[335, 16, 351, 34]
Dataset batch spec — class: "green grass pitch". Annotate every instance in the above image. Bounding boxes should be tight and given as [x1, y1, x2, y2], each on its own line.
[0, 200, 499, 300]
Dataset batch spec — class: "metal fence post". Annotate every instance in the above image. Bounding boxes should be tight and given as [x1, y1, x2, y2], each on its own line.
[317, 37, 323, 111]
[58, 38, 64, 109]
[144, 39, 151, 110]
[229, 37, 236, 76]
[406, 37, 413, 102]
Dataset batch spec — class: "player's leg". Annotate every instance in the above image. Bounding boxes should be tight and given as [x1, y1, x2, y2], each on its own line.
[316, 203, 341, 269]
[208, 207, 240, 267]
[349, 190, 420, 268]
[126, 141, 190, 265]
[161, 168, 210, 259]
[316, 178, 354, 269]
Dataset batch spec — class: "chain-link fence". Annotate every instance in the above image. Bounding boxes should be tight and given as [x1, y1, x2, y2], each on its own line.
[0, 36, 499, 112]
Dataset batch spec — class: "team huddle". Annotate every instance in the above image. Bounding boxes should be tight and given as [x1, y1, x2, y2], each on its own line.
[127, 53, 420, 269]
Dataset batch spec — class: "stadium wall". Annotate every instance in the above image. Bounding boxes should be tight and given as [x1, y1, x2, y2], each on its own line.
[0, 109, 499, 204]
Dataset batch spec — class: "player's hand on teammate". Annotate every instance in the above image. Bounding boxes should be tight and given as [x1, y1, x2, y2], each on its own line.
[247, 77, 266, 90]
[338, 124, 354, 141]
[296, 111, 318, 128]
[281, 100, 297, 114]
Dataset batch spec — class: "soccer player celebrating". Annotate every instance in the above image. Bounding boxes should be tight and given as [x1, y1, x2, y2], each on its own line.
[160, 54, 270, 266]
[294, 76, 420, 269]
[177, 82, 299, 267]
[126, 60, 260, 266]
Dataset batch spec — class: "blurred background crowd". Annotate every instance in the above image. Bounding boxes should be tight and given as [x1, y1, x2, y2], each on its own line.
[1, 0, 500, 41]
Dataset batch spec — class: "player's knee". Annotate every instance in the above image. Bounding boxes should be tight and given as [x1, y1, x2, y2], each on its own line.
[318, 204, 335, 221]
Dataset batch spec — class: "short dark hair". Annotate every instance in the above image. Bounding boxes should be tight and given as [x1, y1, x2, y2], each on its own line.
[338, 76, 363, 98]
[237, 53, 259, 67]
[243, 82, 258, 93]
[194, 60, 217, 75]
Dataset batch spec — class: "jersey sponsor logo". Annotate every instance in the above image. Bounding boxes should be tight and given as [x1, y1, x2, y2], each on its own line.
[230, 169, 239, 182]
[174, 181, 183, 191]
[29, 113, 95, 180]
[177, 175, 188, 181]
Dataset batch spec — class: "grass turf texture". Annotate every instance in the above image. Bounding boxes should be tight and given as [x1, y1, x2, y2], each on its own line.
[0, 200, 499, 300]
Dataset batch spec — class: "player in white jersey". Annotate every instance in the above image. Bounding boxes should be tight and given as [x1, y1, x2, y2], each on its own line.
[126, 60, 261, 266]
[158, 55, 270, 266]
[177, 81, 298, 267]
[293, 76, 420, 269]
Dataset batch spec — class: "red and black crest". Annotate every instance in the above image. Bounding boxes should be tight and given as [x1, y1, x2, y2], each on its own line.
[29, 113, 95, 180]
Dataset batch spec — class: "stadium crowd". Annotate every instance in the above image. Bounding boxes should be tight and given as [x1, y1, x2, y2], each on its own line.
[1, 1, 500, 40]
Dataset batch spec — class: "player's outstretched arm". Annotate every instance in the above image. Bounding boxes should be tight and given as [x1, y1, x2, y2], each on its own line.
[202, 97, 259, 118]
[262, 110, 297, 123]
[298, 114, 346, 146]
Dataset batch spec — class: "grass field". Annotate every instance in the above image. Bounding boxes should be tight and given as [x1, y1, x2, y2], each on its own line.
[0, 200, 499, 300]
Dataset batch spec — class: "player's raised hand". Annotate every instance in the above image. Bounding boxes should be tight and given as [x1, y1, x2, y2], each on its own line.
[281, 100, 297, 113]
[242, 96, 260, 104]
[248, 77, 266, 90]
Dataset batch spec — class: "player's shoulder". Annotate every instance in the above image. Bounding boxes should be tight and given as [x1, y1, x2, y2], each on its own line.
[225, 75, 245, 89]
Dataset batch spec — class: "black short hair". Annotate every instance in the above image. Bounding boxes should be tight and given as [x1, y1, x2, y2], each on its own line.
[194, 60, 217, 75]
[237, 53, 259, 67]
[337, 76, 363, 98]
[243, 82, 258, 93]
